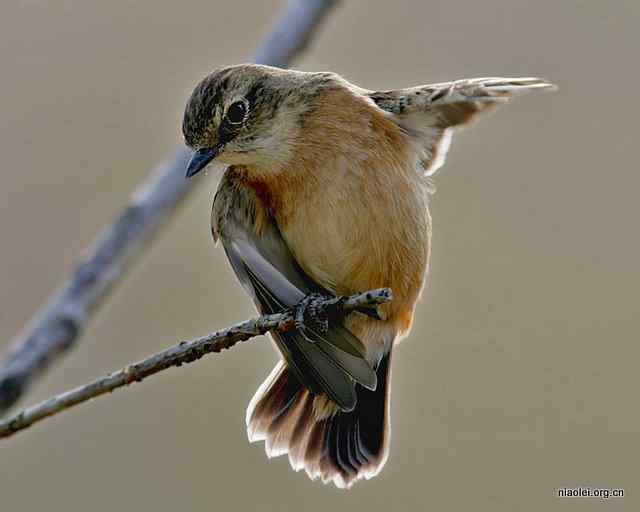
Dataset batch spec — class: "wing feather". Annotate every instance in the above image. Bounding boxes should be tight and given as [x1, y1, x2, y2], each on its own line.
[369, 76, 555, 177]
[214, 170, 376, 410]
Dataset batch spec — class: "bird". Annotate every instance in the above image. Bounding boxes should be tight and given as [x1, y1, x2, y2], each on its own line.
[182, 64, 554, 488]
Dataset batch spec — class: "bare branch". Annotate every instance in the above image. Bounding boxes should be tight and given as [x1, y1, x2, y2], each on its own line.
[0, 288, 392, 439]
[253, 0, 339, 67]
[0, 0, 341, 413]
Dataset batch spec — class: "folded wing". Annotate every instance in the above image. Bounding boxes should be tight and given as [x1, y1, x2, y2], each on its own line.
[214, 171, 377, 411]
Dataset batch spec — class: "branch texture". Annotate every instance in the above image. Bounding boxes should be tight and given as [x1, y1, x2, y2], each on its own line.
[0, 288, 392, 439]
[0, 0, 340, 413]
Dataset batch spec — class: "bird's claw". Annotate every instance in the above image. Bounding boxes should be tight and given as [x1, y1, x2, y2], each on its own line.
[294, 293, 333, 342]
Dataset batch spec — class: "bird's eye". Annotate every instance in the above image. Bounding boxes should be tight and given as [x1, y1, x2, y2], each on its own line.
[226, 101, 247, 125]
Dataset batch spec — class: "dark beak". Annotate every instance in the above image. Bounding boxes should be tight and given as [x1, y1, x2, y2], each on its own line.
[186, 146, 220, 178]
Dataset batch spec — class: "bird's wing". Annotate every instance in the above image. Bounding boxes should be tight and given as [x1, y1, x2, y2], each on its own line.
[369, 77, 555, 177]
[212, 169, 376, 411]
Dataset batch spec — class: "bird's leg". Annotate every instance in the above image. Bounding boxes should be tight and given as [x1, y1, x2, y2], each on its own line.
[294, 293, 345, 342]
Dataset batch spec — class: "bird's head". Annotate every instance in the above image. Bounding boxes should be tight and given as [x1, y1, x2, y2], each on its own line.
[182, 64, 334, 178]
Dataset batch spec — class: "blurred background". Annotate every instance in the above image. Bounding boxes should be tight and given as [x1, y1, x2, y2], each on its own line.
[1, 1, 638, 511]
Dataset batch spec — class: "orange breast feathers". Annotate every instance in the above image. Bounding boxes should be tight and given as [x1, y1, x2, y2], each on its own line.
[242, 85, 432, 343]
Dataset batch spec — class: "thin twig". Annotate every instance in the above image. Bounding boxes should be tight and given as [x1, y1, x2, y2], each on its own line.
[0, 288, 392, 439]
[0, 0, 341, 413]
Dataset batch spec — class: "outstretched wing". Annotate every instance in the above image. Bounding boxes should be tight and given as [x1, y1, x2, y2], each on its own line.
[212, 169, 376, 411]
[369, 77, 555, 177]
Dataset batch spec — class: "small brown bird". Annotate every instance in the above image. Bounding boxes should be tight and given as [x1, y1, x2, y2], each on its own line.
[182, 64, 553, 488]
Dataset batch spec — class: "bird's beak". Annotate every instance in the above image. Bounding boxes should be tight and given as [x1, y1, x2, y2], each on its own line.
[186, 146, 221, 178]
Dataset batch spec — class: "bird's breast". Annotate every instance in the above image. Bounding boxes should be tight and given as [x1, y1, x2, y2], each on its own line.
[275, 157, 432, 339]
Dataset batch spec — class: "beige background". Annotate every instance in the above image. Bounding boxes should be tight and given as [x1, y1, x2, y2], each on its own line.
[1, 1, 638, 511]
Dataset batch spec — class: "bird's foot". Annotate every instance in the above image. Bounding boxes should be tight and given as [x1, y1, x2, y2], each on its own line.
[294, 293, 342, 342]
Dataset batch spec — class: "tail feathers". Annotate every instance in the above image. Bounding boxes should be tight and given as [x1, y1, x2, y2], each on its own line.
[246, 354, 392, 489]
